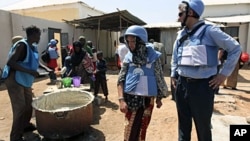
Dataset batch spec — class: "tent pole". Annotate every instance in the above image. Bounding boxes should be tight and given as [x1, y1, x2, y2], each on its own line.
[97, 19, 100, 50]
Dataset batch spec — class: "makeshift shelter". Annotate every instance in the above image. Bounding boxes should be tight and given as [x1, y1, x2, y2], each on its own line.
[65, 10, 146, 50]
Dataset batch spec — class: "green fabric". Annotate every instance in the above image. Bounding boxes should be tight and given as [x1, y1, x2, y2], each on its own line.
[83, 44, 93, 56]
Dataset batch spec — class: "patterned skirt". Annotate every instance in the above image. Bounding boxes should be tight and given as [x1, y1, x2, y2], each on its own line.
[123, 98, 154, 141]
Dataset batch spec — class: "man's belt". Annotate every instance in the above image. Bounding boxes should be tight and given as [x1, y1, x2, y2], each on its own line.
[180, 75, 213, 83]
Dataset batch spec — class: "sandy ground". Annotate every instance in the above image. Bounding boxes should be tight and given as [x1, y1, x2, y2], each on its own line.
[0, 67, 250, 141]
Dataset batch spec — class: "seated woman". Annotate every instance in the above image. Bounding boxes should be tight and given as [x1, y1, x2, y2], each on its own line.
[70, 41, 94, 86]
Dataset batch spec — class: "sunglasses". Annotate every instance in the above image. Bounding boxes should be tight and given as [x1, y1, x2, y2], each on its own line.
[178, 12, 185, 17]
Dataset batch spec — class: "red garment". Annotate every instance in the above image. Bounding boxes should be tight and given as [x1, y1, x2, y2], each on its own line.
[117, 56, 121, 68]
[67, 45, 74, 55]
[241, 52, 249, 62]
[82, 54, 94, 73]
[124, 98, 154, 141]
[47, 59, 58, 69]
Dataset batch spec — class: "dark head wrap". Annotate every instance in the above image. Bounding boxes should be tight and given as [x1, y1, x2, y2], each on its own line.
[71, 41, 86, 66]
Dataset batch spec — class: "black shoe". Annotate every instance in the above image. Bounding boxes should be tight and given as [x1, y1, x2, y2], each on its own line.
[23, 132, 41, 141]
[232, 87, 237, 90]
[223, 86, 228, 89]
[24, 123, 37, 133]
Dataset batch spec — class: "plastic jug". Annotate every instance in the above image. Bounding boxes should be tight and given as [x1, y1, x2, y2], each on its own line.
[62, 77, 72, 88]
[72, 76, 81, 87]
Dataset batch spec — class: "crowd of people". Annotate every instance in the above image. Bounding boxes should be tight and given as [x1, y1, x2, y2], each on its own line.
[2, 0, 250, 141]
[2, 26, 111, 140]
[48, 36, 109, 98]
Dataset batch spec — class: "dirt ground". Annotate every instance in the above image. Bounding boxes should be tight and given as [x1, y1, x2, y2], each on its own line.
[0, 67, 250, 141]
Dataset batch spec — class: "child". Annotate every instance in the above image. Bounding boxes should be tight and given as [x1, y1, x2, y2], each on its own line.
[62, 51, 72, 77]
[94, 51, 109, 100]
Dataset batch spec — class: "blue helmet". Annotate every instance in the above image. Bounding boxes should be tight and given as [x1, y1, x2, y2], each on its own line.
[183, 0, 204, 17]
[124, 25, 148, 43]
[50, 39, 57, 46]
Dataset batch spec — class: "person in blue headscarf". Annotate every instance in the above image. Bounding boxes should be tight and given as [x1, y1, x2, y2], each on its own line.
[47, 39, 59, 83]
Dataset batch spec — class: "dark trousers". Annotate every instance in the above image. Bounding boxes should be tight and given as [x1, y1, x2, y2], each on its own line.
[94, 75, 108, 96]
[170, 80, 176, 101]
[175, 76, 214, 141]
[5, 72, 33, 141]
[48, 68, 56, 81]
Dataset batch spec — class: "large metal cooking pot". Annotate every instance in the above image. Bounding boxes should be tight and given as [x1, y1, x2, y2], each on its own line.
[32, 89, 94, 139]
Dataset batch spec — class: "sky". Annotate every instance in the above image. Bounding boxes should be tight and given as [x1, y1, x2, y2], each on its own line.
[0, 0, 181, 24]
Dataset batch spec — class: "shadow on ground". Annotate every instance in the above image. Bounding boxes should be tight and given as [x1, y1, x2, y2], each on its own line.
[39, 127, 105, 141]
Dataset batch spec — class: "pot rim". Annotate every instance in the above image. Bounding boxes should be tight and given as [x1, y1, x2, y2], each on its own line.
[32, 89, 94, 113]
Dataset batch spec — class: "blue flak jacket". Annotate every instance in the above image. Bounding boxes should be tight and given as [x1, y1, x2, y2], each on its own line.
[124, 45, 161, 96]
[171, 21, 242, 78]
[2, 39, 39, 87]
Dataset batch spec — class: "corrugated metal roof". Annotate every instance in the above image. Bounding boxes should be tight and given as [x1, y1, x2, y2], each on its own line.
[203, 0, 250, 5]
[66, 10, 146, 31]
[205, 14, 250, 23]
[0, 0, 88, 10]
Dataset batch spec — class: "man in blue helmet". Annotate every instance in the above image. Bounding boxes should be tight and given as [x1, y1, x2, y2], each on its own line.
[171, 0, 242, 140]
[117, 25, 168, 141]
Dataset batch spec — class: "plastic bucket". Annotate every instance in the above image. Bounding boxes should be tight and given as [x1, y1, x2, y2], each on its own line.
[72, 76, 81, 87]
[62, 77, 72, 87]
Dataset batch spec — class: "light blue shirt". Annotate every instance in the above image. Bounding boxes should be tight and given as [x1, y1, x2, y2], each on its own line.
[48, 46, 59, 59]
[171, 21, 242, 79]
